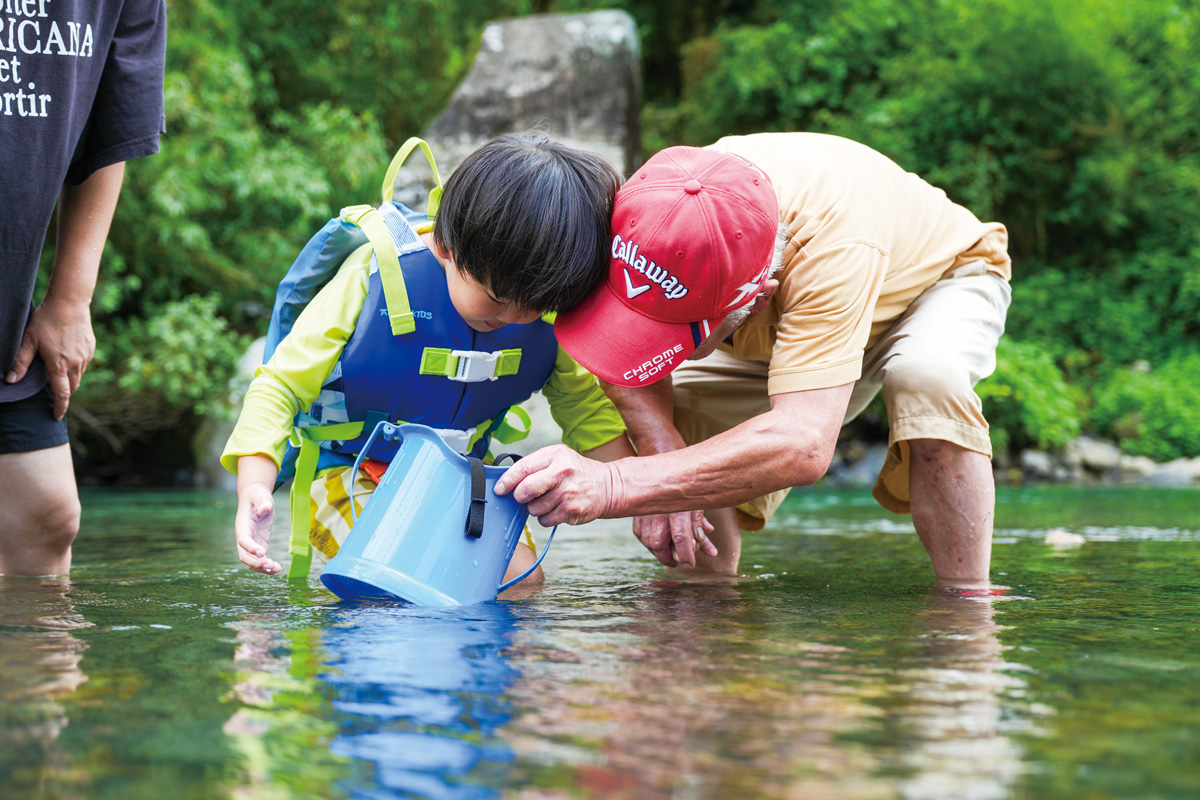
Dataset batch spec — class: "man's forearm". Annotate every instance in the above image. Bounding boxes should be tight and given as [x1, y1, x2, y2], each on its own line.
[601, 383, 854, 518]
[46, 162, 126, 307]
[603, 408, 825, 518]
[600, 378, 686, 455]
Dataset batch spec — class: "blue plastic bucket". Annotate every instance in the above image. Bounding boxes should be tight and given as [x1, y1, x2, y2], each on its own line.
[320, 422, 554, 605]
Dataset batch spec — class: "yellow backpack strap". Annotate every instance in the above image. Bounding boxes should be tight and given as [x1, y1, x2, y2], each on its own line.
[491, 405, 533, 445]
[286, 421, 367, 581]
[381, 137, 443, 219]
[340, 205, 415, 336]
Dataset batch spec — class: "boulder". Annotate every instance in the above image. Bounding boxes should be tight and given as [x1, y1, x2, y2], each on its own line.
[1146, 458, 1196, 488]
[1019, 449, 1058, 481]
[392, 9, 642, 206]
[1065, 435, 1122, 473]
[1117, 453, 1159, 483]
[828, 443, 889, 488]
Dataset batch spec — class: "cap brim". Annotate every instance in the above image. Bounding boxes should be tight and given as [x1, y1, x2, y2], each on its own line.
[556, 280, 712, 388]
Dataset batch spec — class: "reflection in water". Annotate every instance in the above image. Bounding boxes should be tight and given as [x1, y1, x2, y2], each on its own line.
[322, 602, 521, 799]
[889, 589, 1028, 800]
[0, 578, 91, 793]
[503, 581, 1028, 799]
[225, 600, 522, 799]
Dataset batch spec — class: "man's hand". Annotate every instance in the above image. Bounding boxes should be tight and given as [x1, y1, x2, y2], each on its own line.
[633, 511, 717, 568]
[493, 445, 621, 527]
[234, 482, 281, 574]
[6, 298, 95, 420]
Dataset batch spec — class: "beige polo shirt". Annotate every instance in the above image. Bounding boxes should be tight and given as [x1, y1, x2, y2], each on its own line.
[707, 133, 1010, 396]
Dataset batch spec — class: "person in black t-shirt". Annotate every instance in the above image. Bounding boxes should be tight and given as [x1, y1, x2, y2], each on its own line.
[0, 0, 166, 575]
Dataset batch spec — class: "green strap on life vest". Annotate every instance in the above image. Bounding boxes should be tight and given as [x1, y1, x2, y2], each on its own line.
[418, 348, 523, 379]
[492, 405, 533, 444]
[340, 204, 415, 336]
[286, 421, 367, 581]
[381, 137, 443, 218]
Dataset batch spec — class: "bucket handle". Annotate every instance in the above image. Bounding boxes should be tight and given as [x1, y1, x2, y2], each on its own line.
[488, 450, 560, 593]
[496, 524, 558, 595]
[349, 420, 400, 525]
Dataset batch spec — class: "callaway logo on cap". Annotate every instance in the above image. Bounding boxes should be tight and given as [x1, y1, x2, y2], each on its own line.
[556, 146, 779, 387]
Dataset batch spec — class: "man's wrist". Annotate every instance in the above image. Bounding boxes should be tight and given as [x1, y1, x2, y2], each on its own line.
[601, 459, 630, 519]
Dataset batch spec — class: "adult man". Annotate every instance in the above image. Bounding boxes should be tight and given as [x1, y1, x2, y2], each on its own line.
[495, 134, 1011, 586]
[1, 0, 167, 575]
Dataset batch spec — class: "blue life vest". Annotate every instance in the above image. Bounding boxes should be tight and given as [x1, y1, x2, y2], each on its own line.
[296, 199, 559, 467]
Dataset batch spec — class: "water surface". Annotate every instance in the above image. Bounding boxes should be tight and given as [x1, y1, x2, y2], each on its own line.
[2, 485, 1198, 799]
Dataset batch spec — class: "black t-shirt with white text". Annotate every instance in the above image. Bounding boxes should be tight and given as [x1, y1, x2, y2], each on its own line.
[0, 0, 166, 402]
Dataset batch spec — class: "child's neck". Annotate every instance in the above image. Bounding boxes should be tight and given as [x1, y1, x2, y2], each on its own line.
[419, 232, 449, 273]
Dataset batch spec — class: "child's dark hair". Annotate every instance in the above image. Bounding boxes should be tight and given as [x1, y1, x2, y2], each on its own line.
[433, 134, 621, 314]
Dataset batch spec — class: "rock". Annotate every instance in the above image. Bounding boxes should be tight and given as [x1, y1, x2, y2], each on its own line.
[1044, 528, 1086, 548]
[828, 443, 888, 487]
[392, 10, 642, 207]
[191, 337, 265, 491]
[1065, 435, 1122, 473]
[1019, 449, 1057, 481]
[1117, 453, 1159, 483]
[1192, 457, 1200, 482]
[1146, 458, 1196, 487]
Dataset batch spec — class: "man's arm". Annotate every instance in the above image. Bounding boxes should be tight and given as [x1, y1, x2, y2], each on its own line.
[5, 162, 127, 419]
[599, 377, 717, 567]
[494, 383, 854, 527]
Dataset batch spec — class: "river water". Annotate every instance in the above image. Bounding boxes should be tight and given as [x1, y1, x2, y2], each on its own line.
[1, 485, 1197, 799]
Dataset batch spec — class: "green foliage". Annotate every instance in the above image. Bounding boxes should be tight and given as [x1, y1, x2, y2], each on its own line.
[977, 339, 1082, 457]
[109, 0, 388, 323]
[225, 1, 531, 142]
[1090, 352, 1200, 461]
[75, 295, 248, 447]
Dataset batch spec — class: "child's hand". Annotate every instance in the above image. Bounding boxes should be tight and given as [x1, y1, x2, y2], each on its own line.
[235, 483, 281, 574]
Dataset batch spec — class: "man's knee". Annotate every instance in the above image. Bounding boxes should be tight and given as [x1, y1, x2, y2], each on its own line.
[882, 361, 984, 428]
[30, 492, 82, 551]
[883, 361, 972, 405]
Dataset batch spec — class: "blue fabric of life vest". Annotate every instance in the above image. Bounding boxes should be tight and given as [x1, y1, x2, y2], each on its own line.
[294, 204, 559, 473]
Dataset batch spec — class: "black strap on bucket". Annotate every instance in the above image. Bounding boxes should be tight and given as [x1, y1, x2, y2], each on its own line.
[465, 456, 486, 539]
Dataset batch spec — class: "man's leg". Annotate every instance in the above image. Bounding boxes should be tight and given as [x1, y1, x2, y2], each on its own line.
[0, 444, 81, 575]
[908, 438, 994, 586]
[859, 267, 1009, 585]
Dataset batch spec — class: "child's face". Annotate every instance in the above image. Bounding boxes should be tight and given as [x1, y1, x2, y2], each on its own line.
[443, 258, 543, 333]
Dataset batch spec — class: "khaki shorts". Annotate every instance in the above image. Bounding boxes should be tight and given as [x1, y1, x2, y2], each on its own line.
[671, 263, 1011, 528]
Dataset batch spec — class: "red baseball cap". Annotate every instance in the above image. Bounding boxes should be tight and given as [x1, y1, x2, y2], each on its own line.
[556, 146, 779, 387]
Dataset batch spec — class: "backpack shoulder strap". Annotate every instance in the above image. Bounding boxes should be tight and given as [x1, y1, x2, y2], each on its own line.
[339, 204, 416, 336]
[381, 137, 444, 218]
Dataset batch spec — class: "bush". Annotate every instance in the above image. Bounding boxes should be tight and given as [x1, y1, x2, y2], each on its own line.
[73, 295, 248, 452]
[977, 339, 1082, 458]
[1090, 352, 1200, 461]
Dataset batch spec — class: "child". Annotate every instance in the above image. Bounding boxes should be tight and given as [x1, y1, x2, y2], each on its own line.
[222, 135, 634, 584]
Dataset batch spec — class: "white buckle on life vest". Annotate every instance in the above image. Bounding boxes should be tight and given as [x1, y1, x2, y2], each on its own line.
[449, 350, 501, 382]
[432, 426, 477, 454]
